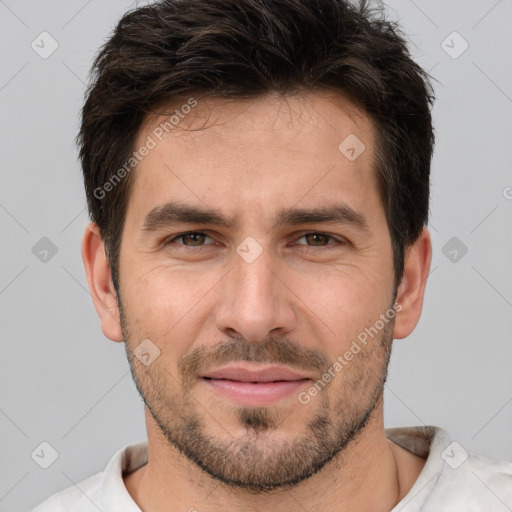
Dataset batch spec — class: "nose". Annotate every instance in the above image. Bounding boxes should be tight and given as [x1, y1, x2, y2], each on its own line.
[214, 244, 297, 342]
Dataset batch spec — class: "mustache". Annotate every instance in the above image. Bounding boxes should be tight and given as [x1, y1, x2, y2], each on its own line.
[179, 337, 330, 384]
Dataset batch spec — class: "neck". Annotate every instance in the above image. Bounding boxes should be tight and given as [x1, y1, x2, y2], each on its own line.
[125, 398, 425, 512]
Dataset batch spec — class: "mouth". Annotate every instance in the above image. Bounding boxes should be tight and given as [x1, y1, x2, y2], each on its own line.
[200, 364, 312, 405]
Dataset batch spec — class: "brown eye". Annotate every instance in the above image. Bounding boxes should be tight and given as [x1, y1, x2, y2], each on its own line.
[293, 232, 346, 251]
[180, 232, 207, 246]
[167, 231, 213, 247]
[304, 232, 331, 246]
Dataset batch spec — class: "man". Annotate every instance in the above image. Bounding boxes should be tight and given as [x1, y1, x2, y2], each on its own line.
[33, 0, 512, 510]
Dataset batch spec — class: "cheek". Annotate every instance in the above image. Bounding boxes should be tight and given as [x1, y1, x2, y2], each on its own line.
[122, 264, 217, 348]
[296, 264, 392, 353]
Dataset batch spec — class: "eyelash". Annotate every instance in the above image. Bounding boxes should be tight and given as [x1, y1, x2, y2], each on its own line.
[164, 231, 346, 251]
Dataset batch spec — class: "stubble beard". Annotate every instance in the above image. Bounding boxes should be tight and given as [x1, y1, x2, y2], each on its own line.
[119, 295, 394, 492]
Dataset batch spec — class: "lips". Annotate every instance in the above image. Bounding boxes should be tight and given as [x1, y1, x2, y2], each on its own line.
[200, 365, 312, 405]
[202, 365, 310, 383]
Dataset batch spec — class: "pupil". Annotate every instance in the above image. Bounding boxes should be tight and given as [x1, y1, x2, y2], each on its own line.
[308, 233, 326, 246]
[186, 233, 203, 245]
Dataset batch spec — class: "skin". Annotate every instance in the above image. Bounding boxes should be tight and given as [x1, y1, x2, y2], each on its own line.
[82, 90, 432, 512]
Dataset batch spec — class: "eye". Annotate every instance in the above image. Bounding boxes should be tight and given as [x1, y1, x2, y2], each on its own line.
[163, 230, 346, 252]
[294, 232, 345, 249]
[166, 231, 213, 247]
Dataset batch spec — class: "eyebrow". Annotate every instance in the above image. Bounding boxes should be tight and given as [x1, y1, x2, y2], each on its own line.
[142, 201, 369, 232]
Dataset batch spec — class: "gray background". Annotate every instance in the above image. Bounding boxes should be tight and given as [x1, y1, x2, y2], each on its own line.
[0, 0, 511, 510]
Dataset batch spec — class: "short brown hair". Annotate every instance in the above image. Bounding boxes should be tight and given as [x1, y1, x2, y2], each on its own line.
[78, 0, 435, 291]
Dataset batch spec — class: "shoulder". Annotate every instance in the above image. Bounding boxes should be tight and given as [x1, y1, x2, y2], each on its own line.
[426, 447, 512, 510]
[389, 426, 512, 511]
[30, 440, 147, 512]
[31, 472, 104, 512]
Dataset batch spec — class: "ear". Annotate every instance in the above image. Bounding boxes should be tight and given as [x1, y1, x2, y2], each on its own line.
[81, 222, 124, 342]
[393, 227, 432, 339]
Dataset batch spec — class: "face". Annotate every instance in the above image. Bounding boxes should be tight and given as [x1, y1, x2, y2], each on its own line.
[117, 91, 397, 491]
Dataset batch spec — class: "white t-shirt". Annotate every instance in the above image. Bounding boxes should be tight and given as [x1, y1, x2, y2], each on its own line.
[31, 426, 512, 511]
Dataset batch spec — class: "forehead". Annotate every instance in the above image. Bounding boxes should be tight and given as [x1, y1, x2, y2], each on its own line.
[127, 90, 379, 225]
[141, 90, 374, 156]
